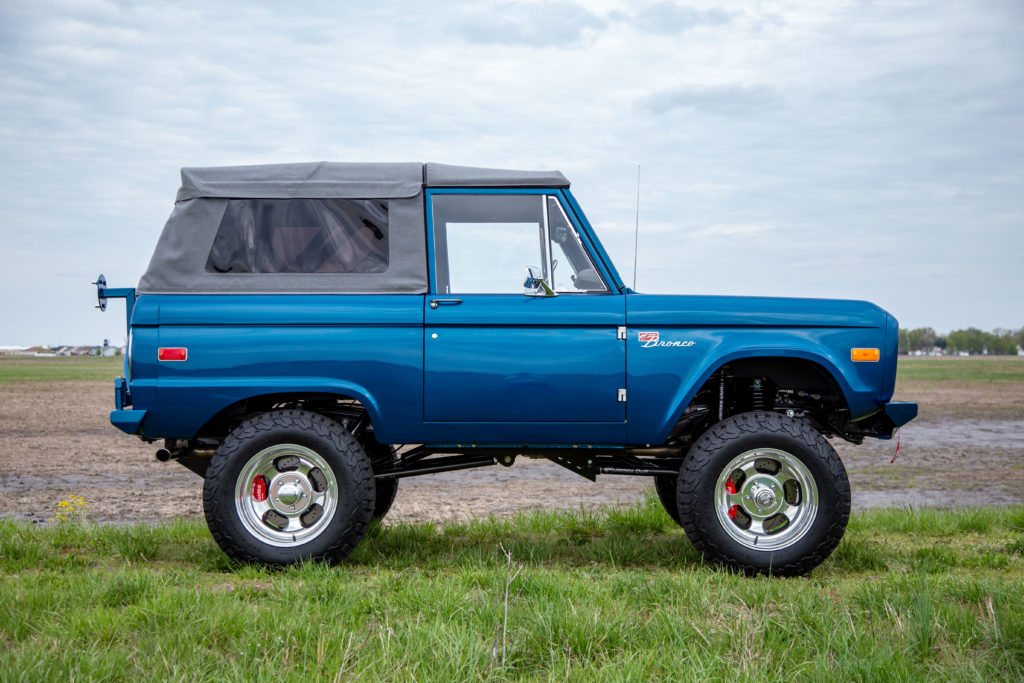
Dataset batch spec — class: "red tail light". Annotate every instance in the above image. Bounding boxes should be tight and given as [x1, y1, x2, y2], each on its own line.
[158, 347, 188, 361]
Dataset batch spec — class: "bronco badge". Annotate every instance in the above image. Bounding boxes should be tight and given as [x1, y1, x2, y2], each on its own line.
[638, 331, 695, 349]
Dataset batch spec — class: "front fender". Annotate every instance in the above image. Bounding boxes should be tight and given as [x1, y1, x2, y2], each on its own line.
[626, 329, 885, 444]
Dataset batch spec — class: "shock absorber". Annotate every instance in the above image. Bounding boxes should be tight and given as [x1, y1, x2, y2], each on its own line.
[718, 371, 726, 421]
[752, 378, 765, 411]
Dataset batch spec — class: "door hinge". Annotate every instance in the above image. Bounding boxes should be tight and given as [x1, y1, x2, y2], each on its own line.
[617, 326, 627, 341]
[617, 388, 627, 402]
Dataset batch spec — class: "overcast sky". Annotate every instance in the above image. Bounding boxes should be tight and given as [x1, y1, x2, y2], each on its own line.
[1, 0, 1022, 346]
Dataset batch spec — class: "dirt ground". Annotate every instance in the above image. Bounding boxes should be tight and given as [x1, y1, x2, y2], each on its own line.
[1, 379, 1022, 526]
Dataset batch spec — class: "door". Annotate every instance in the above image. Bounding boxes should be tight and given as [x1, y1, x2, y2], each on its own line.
[424, 191, 626, 430]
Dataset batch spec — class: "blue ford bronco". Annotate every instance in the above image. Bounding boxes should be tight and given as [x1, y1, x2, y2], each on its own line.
[96, 162, 917, 575]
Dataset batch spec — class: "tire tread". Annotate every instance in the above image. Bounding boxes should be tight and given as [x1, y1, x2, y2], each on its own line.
[677, 411, 850, 576]
[203, 410, 375, 566]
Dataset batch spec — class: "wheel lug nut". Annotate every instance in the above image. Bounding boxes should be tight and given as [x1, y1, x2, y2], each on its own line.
[745, 495, 752, 500]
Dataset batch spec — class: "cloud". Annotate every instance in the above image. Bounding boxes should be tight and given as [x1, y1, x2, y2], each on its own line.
[642, 83, 782, 116]
[617, 2, 733, 35]
[0, 0, 1022, 341]
[691, 223, 776, 239]
[453, 1, 606, 46]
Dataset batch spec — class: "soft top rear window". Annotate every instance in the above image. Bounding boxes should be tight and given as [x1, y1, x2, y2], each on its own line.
[205, 198, 389, 274]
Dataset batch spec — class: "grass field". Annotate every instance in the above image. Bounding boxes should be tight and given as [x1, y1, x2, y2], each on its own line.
[1, 355, 1022, 678]
[897, 356, 1024, 383]
[0, 355, 122, 383]
[2, 498, 1023, 681]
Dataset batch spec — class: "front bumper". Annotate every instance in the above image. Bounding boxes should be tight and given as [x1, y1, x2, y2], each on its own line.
[845, 400, 918, 441]
[854, 401, 918, 440]
[884, 401, 918, 429]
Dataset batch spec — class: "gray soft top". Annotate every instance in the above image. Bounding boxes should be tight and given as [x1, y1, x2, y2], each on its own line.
[424, 163, 568, 188]
[176, 162, 569, 202]
[140, 162, 569, 295]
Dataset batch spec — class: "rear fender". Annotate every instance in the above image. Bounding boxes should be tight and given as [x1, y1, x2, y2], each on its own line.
[156, 377, 385, 440]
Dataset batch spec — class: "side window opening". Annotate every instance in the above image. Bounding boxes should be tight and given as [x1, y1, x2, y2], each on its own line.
[431, 194, 544, 294]
[431, 193, 607, 294]
[206, 198, 389, 274]
[546, 197, 607, 293]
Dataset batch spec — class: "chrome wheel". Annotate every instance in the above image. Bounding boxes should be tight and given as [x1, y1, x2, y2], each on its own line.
[234, 443, 338, 547]
[714, 447, 819, 552]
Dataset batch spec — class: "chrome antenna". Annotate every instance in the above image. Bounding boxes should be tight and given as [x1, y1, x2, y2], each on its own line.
[632, 164, 641, 290]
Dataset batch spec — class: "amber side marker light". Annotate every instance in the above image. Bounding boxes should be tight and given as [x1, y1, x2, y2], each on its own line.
[158, 347, 188, 361]
[851, 348, 880, 362]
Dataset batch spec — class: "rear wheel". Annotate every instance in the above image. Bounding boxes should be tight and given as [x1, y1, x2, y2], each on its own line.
[653, 475, 681, 525]
[203, 410, 375, 566]
[678, 411, 850, 576]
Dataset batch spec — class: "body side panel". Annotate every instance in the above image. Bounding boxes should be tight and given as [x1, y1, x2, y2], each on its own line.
[424, 295, 626, 426]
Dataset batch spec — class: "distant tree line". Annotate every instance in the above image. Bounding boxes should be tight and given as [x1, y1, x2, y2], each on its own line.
[898, 327, 1024, 355]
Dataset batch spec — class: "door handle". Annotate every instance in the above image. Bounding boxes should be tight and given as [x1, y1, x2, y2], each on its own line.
[429, 298, 463, 309]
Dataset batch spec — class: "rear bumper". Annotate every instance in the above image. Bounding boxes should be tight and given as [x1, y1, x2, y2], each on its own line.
[111, 376, 146, 434]
[111, 409, 147, 434]
[114, 376, 128, 409]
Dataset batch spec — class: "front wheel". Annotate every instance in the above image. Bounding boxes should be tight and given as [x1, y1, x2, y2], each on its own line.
[361, 436, 399, 521]
[677, 411, 850, 576]
[203, 410, 375, 566]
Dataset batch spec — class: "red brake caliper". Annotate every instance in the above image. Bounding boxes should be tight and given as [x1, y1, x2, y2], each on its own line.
[725, 478, 738, 519]
[251, 474, 268, 502]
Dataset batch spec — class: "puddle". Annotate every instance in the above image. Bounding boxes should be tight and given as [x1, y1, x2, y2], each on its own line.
[899, 418, 1024, 449]
[853, 488, 1021, 510]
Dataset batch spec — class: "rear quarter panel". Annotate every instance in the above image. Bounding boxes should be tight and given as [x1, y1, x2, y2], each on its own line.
[129, 294, 423, 442]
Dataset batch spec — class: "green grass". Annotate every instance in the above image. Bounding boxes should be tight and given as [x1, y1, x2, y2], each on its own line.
[3, 498, 1023, 681]
[0, 355, 123, 383]
[897, 356, 1024, 383]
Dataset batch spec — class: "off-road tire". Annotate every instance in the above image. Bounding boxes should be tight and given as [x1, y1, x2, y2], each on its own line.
[371, 477, 399, 521]
[654, 475, 682, 525]
[361, 437, 399, 521]
[203, 410, 375, 566]
[677, 411, 850, 576]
